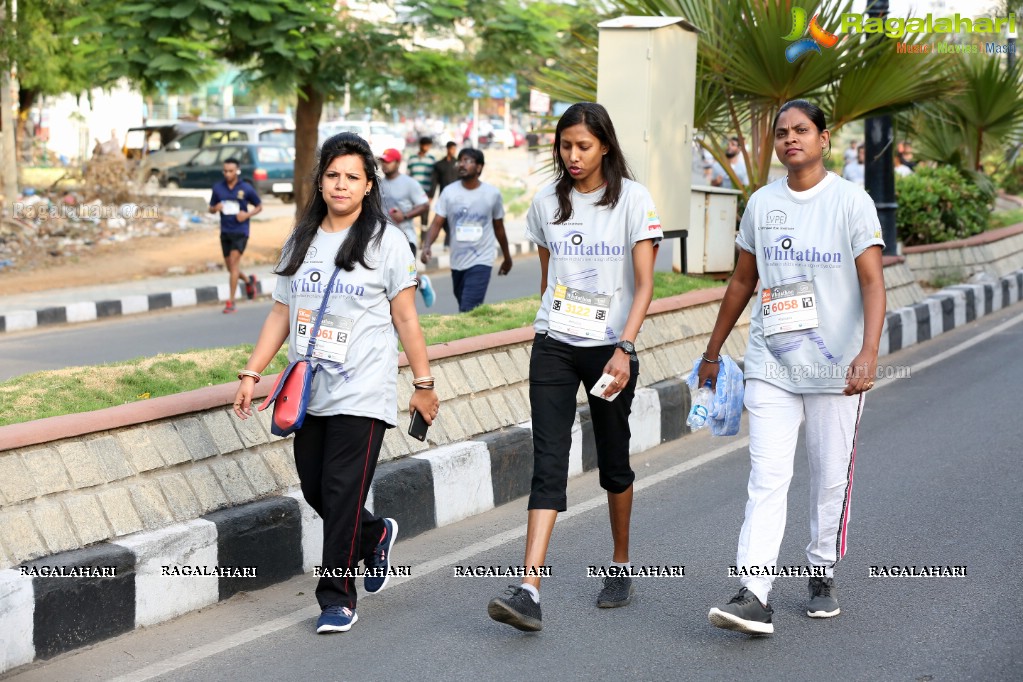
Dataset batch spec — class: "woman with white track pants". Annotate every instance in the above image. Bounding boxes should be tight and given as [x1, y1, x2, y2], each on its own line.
[701, 100, 886, 635]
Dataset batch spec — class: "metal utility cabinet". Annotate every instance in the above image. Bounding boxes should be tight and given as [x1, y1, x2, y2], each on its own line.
[597, 16, 699, 264]
[681, 185, 741, 274]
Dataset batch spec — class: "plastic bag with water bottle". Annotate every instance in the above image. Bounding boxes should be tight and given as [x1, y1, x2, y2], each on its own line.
[684, 355, 744, 436]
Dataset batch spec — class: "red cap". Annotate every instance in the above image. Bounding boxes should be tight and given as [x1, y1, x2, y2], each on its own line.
[379, 148, 402, 163]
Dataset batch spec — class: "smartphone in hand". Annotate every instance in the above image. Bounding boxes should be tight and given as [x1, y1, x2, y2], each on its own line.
[408, 410, 429, 441]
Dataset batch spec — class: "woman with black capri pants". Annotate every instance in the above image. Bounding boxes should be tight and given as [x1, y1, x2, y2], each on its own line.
[487, 102, 662, 632]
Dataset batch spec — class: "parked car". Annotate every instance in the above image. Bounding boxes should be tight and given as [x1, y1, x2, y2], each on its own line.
[319, 119, 406, 157]
[488, 120, 525, 149]
[370, 121, 406, 154]
[123, 121, 203, 161]
[162, 143, 296, 202]
[143, 125, 294, 181]
[217, 113, 296, 129]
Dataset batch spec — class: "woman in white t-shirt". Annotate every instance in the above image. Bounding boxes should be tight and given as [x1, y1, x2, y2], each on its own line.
[701, 100, 886, 635]
[232, 132, 439, 635]
[487, 102, 663, 632]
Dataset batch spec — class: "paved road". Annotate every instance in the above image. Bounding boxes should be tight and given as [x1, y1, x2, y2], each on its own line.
[0, 249, 678, 381]
[10, 302, 1023, 681]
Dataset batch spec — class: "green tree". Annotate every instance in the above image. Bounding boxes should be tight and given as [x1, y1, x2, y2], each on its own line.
[386, 50, 472, 115]
[909, 56, 1023, 173]
[537, 0, 956, 198]
[0, 0, 111, 189]
[86, 0, 401, 211]
[408, 0, 578, 94]
[13, 1, 111, 126]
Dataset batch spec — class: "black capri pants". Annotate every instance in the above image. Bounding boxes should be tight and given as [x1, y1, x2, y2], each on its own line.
[527, 333, 639, 511]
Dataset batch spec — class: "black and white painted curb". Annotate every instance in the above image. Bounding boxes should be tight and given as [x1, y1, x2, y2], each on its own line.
[0, 281, 275, 334]
[878, 272, 1023, 355]
[0, 376, 691, 672]
[2, 268, 1021, 672]
[0, 241, 538, 333]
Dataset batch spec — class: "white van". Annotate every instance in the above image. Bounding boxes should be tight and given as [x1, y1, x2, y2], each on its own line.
[320, 120, 405, 158]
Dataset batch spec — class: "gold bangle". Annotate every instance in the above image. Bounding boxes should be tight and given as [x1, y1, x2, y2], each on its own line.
[238, 369, 261, 383]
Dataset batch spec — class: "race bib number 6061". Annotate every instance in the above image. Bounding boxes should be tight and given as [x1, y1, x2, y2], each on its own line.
[296, 308, 354, 363]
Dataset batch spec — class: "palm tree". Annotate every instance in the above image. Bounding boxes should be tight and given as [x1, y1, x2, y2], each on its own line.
[910, 55, 1023, 173]
[536, 0, 956, 198]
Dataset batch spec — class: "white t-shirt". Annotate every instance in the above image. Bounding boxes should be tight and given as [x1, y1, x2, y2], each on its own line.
[736, 172, 885, 394]
[272, 224, 418, 425]
[711, 159, 749, 189]
[380, 174, 429, 246]
[434, 181, 505, 271]
[843, 162, 865, 186]
[526, 179, 663, 347]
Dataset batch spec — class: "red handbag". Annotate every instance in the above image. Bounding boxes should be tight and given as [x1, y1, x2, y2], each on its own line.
[257, 267, 340, 437]
[258, 359, 317, 436]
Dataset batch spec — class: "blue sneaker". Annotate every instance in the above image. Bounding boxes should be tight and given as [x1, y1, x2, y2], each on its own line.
[419, 275, 435, 308]
[316, 605, 358, 634]
[364, 518, 398, 594]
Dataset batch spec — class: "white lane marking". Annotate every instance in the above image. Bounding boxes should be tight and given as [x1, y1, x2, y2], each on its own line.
[109, 308, 1023, 681]
[109, 437, 750, 682]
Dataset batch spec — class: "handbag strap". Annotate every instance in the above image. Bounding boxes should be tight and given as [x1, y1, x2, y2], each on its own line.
[303, 266, 343, 360]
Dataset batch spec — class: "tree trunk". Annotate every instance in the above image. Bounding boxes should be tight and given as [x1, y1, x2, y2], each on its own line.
[1, 0, 18, 199]
[17, 85, 36, 138]
[293, 83, 324, 216]
[1, 67, 18, 199]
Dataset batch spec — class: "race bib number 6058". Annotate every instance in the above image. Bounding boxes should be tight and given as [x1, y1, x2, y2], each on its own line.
[761, 281, 819, 336]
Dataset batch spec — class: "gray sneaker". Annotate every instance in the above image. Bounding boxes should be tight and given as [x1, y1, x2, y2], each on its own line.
[807, 576, 840, 618]
[488, 585, 542, 632]
[596, 575, 635, 608]
[708, 587, 774, 635]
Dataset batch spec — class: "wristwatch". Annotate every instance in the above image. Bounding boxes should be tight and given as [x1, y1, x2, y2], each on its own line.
[615, 340, 637, 356]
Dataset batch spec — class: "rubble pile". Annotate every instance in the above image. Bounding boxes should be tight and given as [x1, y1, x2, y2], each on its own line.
[0, 156, 217, 273]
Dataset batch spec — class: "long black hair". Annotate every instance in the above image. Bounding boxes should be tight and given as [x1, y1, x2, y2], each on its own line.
[773, 99, 832, 158]
[276, 132, 388, 275]
[551, 102, 632, 224]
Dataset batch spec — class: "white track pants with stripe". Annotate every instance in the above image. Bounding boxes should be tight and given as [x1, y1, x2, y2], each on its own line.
[736, 379, 864, 604]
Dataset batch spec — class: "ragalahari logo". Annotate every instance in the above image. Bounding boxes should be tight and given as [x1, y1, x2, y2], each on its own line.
[782, 7, 840, 62]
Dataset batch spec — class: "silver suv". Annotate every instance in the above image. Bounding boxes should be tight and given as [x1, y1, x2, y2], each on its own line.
[143, 125, 294, 180]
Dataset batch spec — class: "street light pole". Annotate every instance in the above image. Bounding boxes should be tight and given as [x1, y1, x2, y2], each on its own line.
[1008, 28, 1017, 72]
[864, 0, 898, 256]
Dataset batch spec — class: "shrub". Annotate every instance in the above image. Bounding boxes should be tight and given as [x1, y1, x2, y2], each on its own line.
[896, 165, 993, 246]
[997, 163, 1023, 196]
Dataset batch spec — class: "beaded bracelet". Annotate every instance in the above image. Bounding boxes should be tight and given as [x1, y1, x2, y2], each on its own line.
[237, 369, 262, 382]
[701, 352, 721, 364]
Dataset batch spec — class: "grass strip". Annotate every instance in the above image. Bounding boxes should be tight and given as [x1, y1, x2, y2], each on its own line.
[0, 272, 716, 426]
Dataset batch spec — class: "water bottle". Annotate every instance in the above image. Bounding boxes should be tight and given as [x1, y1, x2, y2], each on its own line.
[687, 380, 714, 430]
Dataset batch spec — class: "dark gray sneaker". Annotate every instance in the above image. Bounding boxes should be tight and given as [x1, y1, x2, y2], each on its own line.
[708, 587, 774, 635]
[596, 575, 635, 608]
[807, 576, 840, 618]
[488, 585, 542, 632]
